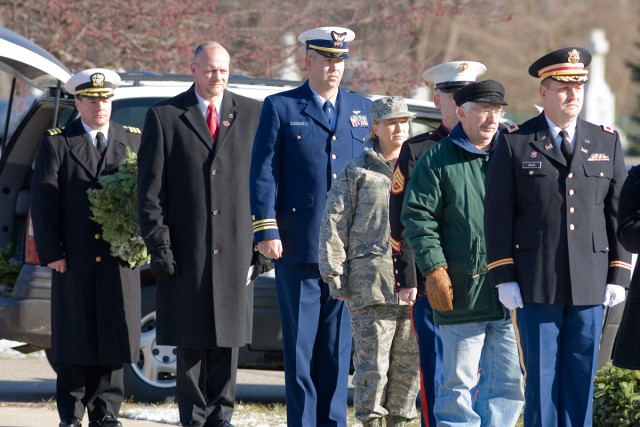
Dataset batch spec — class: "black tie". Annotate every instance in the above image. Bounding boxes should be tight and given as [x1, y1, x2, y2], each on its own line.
[323, 100, 334, 129]
[96, 132, 106, 156]
[559, 130, 572, 162]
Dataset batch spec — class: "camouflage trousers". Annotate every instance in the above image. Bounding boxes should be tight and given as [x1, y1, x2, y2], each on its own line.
[349, 303, 420, 421]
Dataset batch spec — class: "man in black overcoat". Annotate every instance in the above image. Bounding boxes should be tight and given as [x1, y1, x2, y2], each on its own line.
[31, 68, 142, 427]
[137, 41, 264, 427]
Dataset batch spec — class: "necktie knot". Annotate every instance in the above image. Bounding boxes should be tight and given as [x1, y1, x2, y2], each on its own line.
[559, 130, 572, 162]
[323, 100, 334, 129]
[96, 132, 106, 155]
[207, 103, 218, 142]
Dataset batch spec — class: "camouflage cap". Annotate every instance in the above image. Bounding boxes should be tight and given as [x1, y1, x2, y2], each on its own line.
[371, 96, 415, 122]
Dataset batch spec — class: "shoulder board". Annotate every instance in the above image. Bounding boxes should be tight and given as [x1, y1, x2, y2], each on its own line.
[123, 126, 141, 134]
[506, 123, 519, 133]
[46, 127, 64, 136]
[601, 125, 614, 134]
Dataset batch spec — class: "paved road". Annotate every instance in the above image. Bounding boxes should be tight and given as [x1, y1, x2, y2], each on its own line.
[0, 352, 290, 404]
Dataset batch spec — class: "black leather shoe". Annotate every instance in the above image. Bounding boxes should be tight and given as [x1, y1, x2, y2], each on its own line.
[204, 421, 233, 427]
[183, 422, 203, 427]
[89, 414, 122, 427]
[59, 418, 82, 427]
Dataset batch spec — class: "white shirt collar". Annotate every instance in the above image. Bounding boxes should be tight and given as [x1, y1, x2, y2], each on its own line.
[309, 85, 338, 109]
[195, 91, 223, 121]
[544, 114, 576, 143]
[81, 121, 109, 147]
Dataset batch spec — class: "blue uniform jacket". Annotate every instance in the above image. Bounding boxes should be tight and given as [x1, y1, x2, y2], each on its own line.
[250, 81, 371, 264]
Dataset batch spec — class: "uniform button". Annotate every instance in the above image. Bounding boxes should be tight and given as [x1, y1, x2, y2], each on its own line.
[515, 244, 520, 249]
[94, 233, 101, 239]
[332, 173, 337, 179]
[296, 134, 301, 140]
[213, 249, 220, 255]
[211, 170, 218, 175]
[292, 208, 296, 212]
[569, 207, 575, 213]
[568, 189, 574, 196]
[212, 210, 220, 215]
[332, 135, 337, 141]
[394, 270, 399, 274]
[529, 170, 534, 175]
[568, 173, 574, 179]
[600, 172, 604, 177]
[95, 256, 102, 262]
[331, 154, 337, 160]
[569, 224, 575, 230]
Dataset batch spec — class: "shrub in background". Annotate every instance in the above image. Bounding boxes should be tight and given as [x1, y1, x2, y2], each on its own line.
[593, 362, 640, 426]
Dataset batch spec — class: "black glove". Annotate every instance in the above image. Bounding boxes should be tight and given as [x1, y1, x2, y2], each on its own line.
[250, 250, 273, 281]
[150, 242, 176, 279]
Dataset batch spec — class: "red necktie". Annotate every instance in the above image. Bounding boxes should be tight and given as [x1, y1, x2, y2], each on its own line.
[207, 103, 218, 142]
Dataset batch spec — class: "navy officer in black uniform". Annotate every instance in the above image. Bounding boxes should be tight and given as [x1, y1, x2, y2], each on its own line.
[484, 47, 632, 427]
[31, 69, 141, 427]
[388, 60, 485, 427]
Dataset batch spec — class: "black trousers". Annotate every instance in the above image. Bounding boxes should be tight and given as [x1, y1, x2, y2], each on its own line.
[176, 347, 238, 426]
[56, 363, 124, 421]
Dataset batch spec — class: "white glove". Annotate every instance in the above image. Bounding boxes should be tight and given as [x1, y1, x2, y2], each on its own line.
[497, 282, 523, 310]
[603, 284, 626, 307]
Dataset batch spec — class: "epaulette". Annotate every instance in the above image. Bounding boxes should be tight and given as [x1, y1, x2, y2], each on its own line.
[601, 125, 614, 134]
[123, 126, 141, 134]
[506, 122, 519, 133]
[46, 127, 64, 136]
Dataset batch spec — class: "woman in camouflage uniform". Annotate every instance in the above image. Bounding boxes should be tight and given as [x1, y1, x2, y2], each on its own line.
[319, 97, 420, 427]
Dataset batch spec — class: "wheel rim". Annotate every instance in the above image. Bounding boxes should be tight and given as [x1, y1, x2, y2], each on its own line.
[130, 310, 177, 389]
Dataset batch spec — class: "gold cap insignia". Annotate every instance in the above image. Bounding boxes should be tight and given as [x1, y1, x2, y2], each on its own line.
[458, 62, 469, 72]
[567, 49, 580, 64]
[91, 73, 105, 87]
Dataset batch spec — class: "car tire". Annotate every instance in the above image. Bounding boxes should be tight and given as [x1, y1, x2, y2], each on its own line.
[123, 285, 177, 403]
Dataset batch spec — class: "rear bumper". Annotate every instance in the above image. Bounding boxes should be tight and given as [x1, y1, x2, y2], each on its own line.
[0, 264, 51, 348]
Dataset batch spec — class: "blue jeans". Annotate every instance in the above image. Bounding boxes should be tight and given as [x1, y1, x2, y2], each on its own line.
[434, 316, 524, 427]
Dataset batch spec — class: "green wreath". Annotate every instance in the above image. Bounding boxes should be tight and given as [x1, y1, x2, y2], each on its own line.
[88, 147, 150, 268]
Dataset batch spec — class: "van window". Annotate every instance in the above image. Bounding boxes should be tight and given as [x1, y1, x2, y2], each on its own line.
[112, 98, 165, 129]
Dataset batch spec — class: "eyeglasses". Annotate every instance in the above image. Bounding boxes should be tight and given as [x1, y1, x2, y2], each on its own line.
[472, 106, 506, 119]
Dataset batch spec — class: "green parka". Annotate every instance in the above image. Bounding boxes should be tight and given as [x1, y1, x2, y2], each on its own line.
[400, 124, 504, 325]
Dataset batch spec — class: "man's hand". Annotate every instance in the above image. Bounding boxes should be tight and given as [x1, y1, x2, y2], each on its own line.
[48, 259, 67, 274]
[257, 239, 283, 259]
[398, 287, 417, 306]
[425, 267, 453, 311]
[150, 242, 176, 279]
[604, 284, 626, 307]
[497, 282, 523, 310]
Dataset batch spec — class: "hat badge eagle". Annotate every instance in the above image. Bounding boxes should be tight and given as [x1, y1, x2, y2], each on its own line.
[91, 73, 105, 87]
[567, 49, 581, 64]
[331, 31, 347, 47]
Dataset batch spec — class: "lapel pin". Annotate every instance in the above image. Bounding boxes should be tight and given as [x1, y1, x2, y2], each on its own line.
[223, 120, 230, 127]
[545, 143, 553, 150]
[581, 147, 588, 154]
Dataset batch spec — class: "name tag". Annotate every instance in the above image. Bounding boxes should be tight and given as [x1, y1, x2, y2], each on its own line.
[522, 161, 542, 169]
[290, 121, 309, 126]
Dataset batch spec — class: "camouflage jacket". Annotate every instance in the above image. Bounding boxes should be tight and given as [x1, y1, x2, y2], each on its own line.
[319, 141, 398, 310]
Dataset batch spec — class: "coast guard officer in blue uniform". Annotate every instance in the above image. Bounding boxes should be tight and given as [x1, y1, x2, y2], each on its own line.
[249, 26, 371, 426]
[484, 47, 632, 426]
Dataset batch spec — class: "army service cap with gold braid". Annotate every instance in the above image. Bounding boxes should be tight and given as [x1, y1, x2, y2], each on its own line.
[422, 61, 487, 93]
[528, 47, 591, 82]
[298, 26, 355, 59]
[65, 68, 121, 98]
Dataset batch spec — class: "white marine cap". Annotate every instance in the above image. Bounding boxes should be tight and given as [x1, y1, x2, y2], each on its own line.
[422, 61, 487, 93]
[298, 26, 356, 59]
[65, 68, 121, 98]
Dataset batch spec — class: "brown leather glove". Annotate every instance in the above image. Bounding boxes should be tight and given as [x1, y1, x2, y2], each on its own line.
[425, 267, 453, 311]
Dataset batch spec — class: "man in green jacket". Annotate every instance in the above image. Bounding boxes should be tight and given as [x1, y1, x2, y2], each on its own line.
[401, 80, 524, 426]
